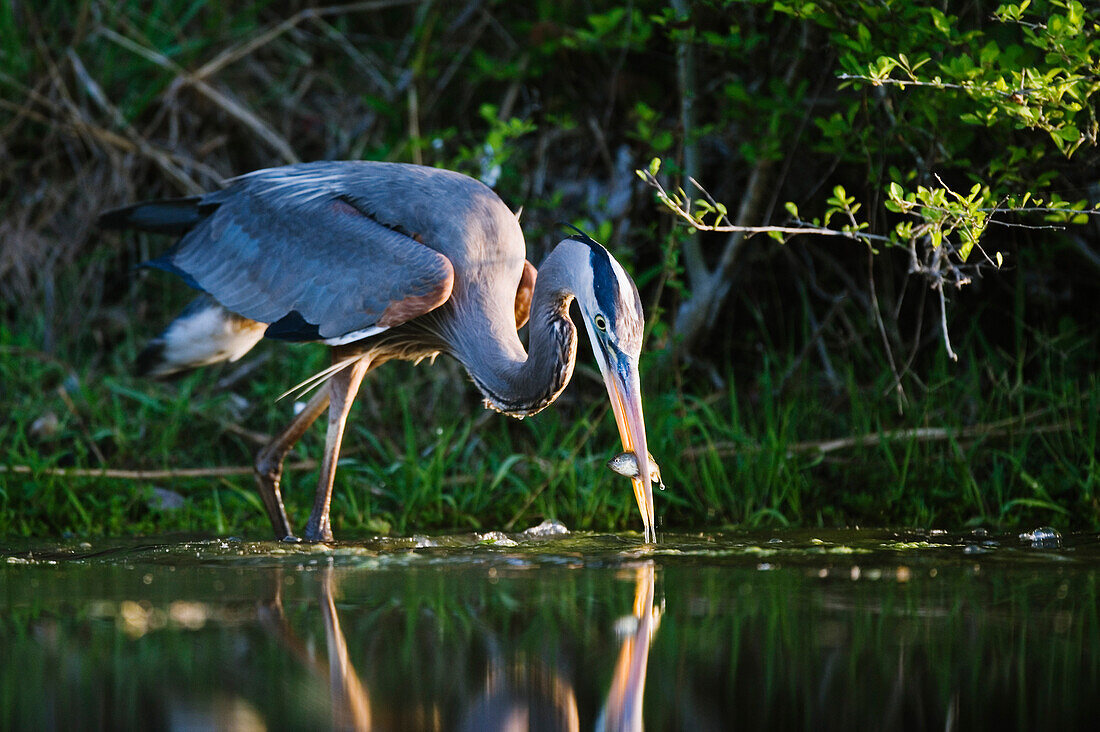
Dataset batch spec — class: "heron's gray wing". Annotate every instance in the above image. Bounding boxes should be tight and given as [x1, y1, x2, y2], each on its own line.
[150, 183, 455, 341]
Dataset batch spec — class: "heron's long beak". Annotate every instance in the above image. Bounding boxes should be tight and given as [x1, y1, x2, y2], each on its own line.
[600, 351, 656, 543]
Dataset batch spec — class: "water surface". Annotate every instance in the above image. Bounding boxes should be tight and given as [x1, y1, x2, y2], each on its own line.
[3, 527, 1098, 730]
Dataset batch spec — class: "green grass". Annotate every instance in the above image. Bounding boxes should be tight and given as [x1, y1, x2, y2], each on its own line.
[2, 301, 1097, 538]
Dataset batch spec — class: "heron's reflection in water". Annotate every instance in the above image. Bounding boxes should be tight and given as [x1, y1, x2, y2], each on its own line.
[259, 568, 371, 731]
[260, 562, 661, 731]
[597, 564, 662, 732]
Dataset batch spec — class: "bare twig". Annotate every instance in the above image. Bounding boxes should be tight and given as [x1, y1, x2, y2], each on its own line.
[640, 170, 893, 243]
[837, 73, 1030, 96]
[189, 411, 272, 446]
[65, 50, 209, 193]
[0, 461, 316, 480]
[867, 246, 907, 408]
[937, 281, 958, 361]
[311, 16, 397, 98]
[684, 417, 1074, 459]
[98, 26, 300, 165]
[0, 73, 205, 193]
[193, 0, 416, 86]
[983, 206, 1100, 216]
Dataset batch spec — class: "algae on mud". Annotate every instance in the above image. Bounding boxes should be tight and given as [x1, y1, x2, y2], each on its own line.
[2, 528, 1098, 730]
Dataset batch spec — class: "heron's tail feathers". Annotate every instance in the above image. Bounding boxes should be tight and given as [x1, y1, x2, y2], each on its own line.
[137, 294, 266, 378]
[99, 197, 208, 235]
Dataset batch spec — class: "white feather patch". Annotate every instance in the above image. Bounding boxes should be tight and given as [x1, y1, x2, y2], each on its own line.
[322, 325, 388, 346]
[160, 304, 265, 370]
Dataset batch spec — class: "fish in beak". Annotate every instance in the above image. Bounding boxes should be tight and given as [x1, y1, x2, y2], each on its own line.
[607, 451, 664, 489]
[599, 350, 657, 543]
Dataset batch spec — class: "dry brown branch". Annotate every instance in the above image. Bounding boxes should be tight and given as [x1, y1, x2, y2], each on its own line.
[0, 461, 316, 480]
[0, 72, 203, 193]
[193, 0, 415, 90]
[197, 416, 272, 447]
[311, 16, 395, 98]
[98, 26, 299, 166]
[683, 417, 1074, 459]
[65, 50, 209, 194]
[0, 460, 495, 489]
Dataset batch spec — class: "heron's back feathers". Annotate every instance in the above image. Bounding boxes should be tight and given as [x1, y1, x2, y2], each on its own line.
[108, 162, 531, 387]
[136, 294, 266, 378]
[111, 163, 474, 344]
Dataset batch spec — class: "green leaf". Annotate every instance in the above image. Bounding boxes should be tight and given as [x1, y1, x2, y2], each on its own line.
[1054, 124, 1080, 141]
[929, 8, 950, 34]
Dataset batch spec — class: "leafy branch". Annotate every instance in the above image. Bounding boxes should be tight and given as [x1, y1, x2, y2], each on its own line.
[635, 159, 891, 244]
[639, 156, 1099, 363]
[836, 1, 1100, 157]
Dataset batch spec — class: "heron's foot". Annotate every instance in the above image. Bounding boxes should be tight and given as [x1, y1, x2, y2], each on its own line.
[302, 529, 334, 543]
[303, 517, 334, 543]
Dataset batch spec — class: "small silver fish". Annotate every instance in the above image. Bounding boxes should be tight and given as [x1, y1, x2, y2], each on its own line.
[607, 451, 665, 490]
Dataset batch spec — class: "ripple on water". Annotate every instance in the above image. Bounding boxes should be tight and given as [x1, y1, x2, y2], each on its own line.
[1019, 526, 1063, 549]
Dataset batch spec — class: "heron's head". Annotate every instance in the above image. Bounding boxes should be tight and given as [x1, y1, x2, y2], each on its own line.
[559, 231, 657, 542]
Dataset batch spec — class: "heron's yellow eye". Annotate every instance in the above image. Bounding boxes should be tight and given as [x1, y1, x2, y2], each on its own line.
[594, 314, 608, 331]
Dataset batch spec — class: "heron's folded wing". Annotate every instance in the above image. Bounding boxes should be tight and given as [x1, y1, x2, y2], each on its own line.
[149, 186, 454, 341]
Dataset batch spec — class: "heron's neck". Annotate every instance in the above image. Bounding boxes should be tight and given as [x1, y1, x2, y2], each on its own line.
[465, 251, 578, 417]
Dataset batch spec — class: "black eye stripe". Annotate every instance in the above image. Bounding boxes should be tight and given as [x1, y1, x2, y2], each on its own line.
[585, 245, 619, 319]
[566, 229, 639, 334]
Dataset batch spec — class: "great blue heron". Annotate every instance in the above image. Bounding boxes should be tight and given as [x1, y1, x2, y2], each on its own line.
[101, 162, 657, 542]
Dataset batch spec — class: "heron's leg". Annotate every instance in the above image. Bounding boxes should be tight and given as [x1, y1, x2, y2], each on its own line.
[255, 386, 331, 540]
[304, 355, 373, 542]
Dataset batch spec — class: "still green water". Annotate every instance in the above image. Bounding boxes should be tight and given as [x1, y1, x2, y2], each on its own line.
[2, 527, 1097, 730]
